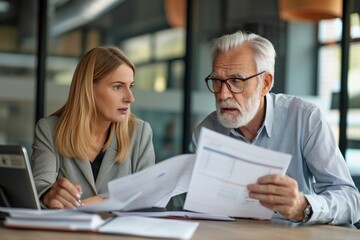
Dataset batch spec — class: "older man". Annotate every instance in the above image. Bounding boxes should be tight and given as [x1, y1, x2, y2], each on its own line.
[192, 31, 360, 225]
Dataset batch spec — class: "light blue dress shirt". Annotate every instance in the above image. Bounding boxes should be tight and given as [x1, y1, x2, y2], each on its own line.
[192, 93, 360, 225]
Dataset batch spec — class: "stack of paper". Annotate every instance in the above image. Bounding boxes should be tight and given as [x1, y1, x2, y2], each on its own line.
[3, 208, 105, 231]
[99, 216, 199, 239]
[1, 208, 199, 239]
[114, 210, 235, 221]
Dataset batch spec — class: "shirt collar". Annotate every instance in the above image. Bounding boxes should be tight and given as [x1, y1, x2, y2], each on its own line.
[264, 93, 274, 138]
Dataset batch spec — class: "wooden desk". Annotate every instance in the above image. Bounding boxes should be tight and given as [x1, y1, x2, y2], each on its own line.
[1, 218, 358, 240]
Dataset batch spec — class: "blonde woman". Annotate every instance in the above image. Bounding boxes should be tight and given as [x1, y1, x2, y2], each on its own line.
[32, 46, 155, 209]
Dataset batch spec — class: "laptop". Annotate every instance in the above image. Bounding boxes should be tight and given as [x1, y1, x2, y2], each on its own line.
[0, 145, 41, 210]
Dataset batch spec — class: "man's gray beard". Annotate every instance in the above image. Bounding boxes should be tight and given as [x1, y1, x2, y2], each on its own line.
[216, 85, 262, 129]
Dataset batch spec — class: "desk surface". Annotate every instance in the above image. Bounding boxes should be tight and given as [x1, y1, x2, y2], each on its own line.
[1, 218, 359, 240]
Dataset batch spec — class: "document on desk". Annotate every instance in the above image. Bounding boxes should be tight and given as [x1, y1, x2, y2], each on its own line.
[108, 153, 196, 211]
[2, 208, 199, 239]
[3, 208, 105, 231]
[184, 127, 292, 220]
[114, 210, 235, 221]
[77, 193, 141, 212]
[99, 216, 199, 240]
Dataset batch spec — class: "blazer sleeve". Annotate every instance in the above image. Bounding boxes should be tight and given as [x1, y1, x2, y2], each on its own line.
[132, 120, 155, 172]
[31, 117, 60, 201]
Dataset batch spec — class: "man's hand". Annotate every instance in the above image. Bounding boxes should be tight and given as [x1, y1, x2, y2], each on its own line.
[43, 177, 82, 209]
[247, 174, 308, 221]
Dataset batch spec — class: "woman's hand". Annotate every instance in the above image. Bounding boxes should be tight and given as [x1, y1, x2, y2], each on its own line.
[81, 195, 105, 206]
[43, 177, 82, 209]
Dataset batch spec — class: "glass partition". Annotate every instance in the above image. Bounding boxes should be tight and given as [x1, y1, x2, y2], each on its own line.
[318, 13, 360, 175]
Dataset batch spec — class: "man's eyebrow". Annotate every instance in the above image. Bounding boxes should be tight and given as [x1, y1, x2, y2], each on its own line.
[209, 73, 220, 78]
[210, 73, 244, 78]
[231, 73, 245, 78]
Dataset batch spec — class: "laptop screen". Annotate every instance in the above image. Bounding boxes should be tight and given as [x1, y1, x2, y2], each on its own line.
[0, 145, 41, 210]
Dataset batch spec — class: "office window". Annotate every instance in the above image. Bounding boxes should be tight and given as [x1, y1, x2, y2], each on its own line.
[318, 13, 360, 175]
[121, 28, 186, 161]
[121, 28, 185, 92]
[122, 34, 152, 64]
[154, 28, 185, 60]
[135, 63, 168, 92]
[0, 2, 37, 154]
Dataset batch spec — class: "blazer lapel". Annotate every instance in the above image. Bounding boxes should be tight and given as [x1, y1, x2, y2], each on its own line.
[95, 135, 117, 190]
[73, 157, 97, 193]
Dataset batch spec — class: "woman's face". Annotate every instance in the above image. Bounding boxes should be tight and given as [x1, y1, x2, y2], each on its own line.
[93, 64, 135, 124]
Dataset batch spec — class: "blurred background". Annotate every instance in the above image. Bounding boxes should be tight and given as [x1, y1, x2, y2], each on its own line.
[0, 0, 359, 188]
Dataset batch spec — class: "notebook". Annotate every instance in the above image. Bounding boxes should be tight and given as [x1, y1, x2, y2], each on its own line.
[0, 145, 41, 210]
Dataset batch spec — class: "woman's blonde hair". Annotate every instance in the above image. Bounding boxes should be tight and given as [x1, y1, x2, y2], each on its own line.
[53, 46, 137, 162]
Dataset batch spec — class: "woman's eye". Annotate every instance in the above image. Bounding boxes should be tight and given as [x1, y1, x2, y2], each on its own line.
[130, 84, 135, 89]
[113, 85, 121, 91]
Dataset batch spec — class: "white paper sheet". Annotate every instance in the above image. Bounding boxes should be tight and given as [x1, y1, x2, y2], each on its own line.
[0, 194, 140, 215]
[2, 207, 106, 231]
[108, 154, 196, 211]
[2, 208, 199, 239]
[99, 216, 199, 240]
[114, 210, 235, 221]
[0, 207, 65, 215]
[77, 192, 141, 212]
[184, 127, 292, 219]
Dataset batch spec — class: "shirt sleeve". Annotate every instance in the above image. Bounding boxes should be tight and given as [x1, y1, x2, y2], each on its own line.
[302, 107, 360, 225]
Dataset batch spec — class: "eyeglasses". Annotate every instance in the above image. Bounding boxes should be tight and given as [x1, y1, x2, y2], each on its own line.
[205, 71, 265, 94]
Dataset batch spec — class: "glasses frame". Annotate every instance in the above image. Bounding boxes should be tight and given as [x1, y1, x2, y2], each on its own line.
[205, 71, 265, 94]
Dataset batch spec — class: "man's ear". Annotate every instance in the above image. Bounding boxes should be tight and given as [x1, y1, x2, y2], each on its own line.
[261, 72, 273, 95]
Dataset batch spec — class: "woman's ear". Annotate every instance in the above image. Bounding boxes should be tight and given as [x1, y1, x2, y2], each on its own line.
[261, 72, 273, 95]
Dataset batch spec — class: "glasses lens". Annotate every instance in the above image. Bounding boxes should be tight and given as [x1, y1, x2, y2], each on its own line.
[227, 79, 243, 93]
[207, 79, 220, 93]
[206, 78, 244, 93]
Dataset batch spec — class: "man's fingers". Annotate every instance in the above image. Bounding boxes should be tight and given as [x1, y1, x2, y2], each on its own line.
[248, 184, 294, 196]
[256, 174, 297, 187]
[247, 175, 299, 198]
[249, 192, 298, 206]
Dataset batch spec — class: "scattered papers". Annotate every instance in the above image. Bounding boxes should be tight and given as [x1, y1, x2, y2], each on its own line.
[2, 208, 106, 231]
[184, 128, 292, 219]
[77, 192, 141, 213]
[108, 153, 196, 211]
[63, 153, 195, 213]
[2, 208, 199, 239]
[99, 216, 199, 240]
[114, 210, 235, 221]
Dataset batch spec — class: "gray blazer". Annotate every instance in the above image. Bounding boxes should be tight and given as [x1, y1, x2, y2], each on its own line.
[31, 115, 155, 202]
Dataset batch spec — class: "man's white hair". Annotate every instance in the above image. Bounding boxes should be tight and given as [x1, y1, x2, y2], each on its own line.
[211, 31, 276, 89]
